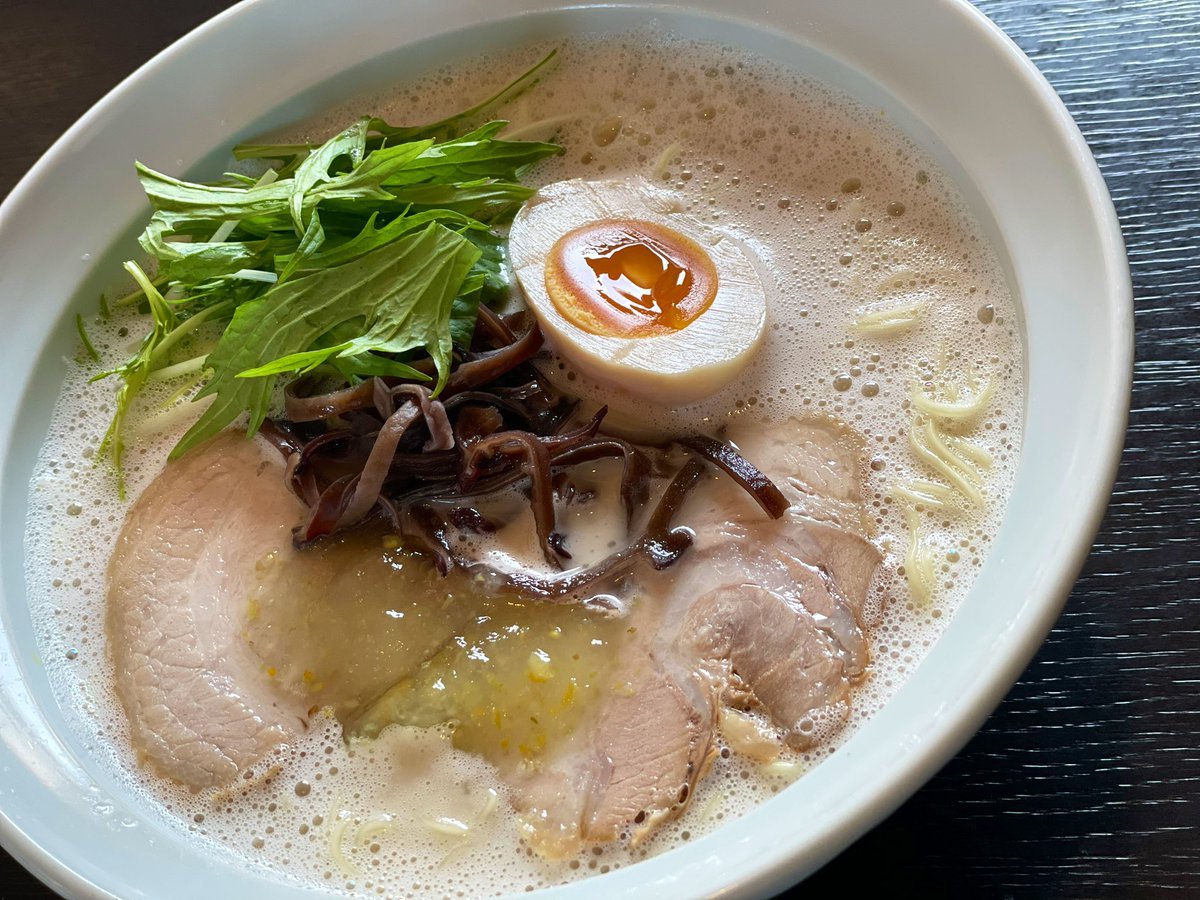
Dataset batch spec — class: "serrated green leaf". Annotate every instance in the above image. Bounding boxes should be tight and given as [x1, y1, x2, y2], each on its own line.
[233, 49, 559, 161]
[136, 161, 295, 222]
[287, 118, 369, 235]
[310, 138, 433, 203]
[273, 208, 485, 276]
[275, 212, 326, 285]
[464, 229, 509, 298]
[449, 290, 482, 349]
[380, 122, 561, 186]
[138, 211, 280, 285]
[333, 350, 430, 380]
[382, 180, 535, 221]
[94, 261, 178, 497]
[371, 49, 559, 143]
[172, 223, 478, 457]
[75, 314, 99, 362]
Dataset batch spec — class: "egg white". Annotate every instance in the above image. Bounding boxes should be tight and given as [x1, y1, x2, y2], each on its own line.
[508, 177, 768, 406]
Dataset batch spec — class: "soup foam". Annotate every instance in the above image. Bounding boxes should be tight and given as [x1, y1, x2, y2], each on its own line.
[24, 29, 1023, 898]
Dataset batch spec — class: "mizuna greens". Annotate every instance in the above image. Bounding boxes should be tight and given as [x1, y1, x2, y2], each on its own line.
[93, 51, 561, 494]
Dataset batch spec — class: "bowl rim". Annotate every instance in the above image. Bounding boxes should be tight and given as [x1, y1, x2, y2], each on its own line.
[0, 1, 1132, 897]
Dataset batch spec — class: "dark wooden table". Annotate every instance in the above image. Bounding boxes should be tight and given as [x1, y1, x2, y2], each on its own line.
[1, 1, 1196, 897]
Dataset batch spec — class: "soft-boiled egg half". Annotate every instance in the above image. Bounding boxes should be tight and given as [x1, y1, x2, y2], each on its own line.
[508, 177, 767, 409]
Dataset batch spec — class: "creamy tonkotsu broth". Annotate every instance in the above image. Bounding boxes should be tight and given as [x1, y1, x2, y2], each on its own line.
[25, 31, 1022, 898]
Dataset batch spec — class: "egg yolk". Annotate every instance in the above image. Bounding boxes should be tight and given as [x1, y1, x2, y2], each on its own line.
[544, 219, 719, 338]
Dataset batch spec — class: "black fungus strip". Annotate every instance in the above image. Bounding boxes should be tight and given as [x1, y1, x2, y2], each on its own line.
[460, 430, 561, 567]
[553, 438, 651, 527]
[682, 434, 791, 519]
[406, 455, 704, 600]
[259, 418, 305, 457]
[475, 302, 517, 346]
[444, 322, 543, 395]
[335, 402, 425, 528]
[444, 392, 537, 431]
[284, 377, 377, 423]
[297, 474, 359, 545]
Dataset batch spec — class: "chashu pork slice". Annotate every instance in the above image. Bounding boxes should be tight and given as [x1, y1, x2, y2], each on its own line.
[680, 416, 883, 617]
[683, 577, 855, 750]
[107, 431, 309, 789]
[515, 638, 714, 856]
[666, 416, 883, 748]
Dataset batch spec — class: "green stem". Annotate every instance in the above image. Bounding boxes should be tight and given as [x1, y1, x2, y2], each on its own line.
[113, 273, 169, 308]
[148, 301, 230, 367]
[148, 355, 210, 381]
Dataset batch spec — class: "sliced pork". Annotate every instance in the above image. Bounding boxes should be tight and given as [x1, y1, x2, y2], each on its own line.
[514, 640, 714, 855]
[108, 413, 882, 848]
[679, 417, 881, 611]
[107, 431, 309, 789]
[661, 417, 881, 746]
[683, 579, 853, 749]
[508, 418, 882, 848]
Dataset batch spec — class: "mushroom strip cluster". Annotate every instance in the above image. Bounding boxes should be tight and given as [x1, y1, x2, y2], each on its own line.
[259, 312, 789, 598]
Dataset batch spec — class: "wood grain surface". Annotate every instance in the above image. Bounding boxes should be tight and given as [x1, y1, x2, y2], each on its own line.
[1, 1, 1196, 897]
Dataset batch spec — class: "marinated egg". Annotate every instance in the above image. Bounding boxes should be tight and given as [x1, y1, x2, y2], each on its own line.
[508, 177, 768, 405]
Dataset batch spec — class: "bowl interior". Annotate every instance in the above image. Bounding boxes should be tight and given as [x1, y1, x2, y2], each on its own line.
[0, 2, 1129, 898]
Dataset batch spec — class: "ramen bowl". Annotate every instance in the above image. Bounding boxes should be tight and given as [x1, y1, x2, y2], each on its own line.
[0, 1, 1131, 897]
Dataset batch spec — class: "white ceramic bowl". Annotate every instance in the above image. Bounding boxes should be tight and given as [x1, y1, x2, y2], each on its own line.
[0, 1, 1131, 897]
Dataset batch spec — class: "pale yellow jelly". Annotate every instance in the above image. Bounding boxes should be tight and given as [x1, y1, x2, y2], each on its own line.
[244, 526, 626, 765]
[544, 218, 719, 337]
[350, 598, 627, 766]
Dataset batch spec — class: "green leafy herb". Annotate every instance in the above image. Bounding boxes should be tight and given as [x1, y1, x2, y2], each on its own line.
[174, 223, 478, 457]
[273, 208, 484, 276]
[95, 51, 562, 486]
[93, 261, 179, 496]
[232, 49, 559, 162]
[75, 314, 100, 362]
